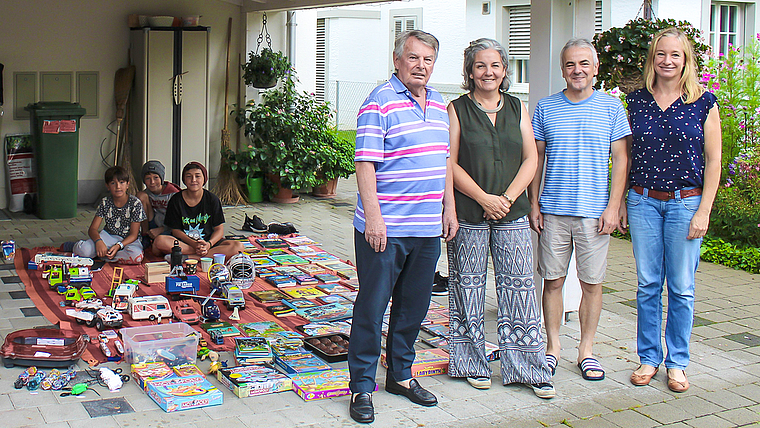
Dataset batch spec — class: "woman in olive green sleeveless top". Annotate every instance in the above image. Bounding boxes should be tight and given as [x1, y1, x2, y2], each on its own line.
[446, 38, 554, 398]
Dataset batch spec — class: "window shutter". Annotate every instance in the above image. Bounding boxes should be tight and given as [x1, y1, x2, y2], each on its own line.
[595, 1, 602, 34]
[508, 6, 530, 58]
[316, 18, 326, 102]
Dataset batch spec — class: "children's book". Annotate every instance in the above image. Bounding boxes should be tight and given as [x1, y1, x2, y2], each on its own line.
[295, 302, 353, 322]
[315, 260, 355, 271]
[266, 275, 297, 288]
[296, 264, 328, 275]
[303, 253, 339, 262]
[234, 336, 271, 355]
[238, 321, 286, 337]
[266, 304, 296, 317]
[270, 254, 310, 266]
[251, 257, 277, 267]
[316, 283, 352, 294]
[248, 289, 289, 303]
[282, 298, 319, 310]
[283, 286, 327, 299]
[289, 245, 324, 255]
[316, 294, 353, 306]
[335, 269, 358, 280]
[283, 235, 319, 246]
[294, 274, 319, 285]
[298, 321, 352, 337]
[256, 267, 278, 278]
[256, 238, 289, 249]
[339, 278, 360, 290]
[314, 273, 341, 283]
[272, 266, 304, 276]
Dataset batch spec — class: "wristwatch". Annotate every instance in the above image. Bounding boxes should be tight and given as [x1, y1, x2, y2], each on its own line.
[116, 241, 124, 250]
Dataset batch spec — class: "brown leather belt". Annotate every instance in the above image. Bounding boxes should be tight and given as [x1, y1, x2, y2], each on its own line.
[631, 185, 702, 201]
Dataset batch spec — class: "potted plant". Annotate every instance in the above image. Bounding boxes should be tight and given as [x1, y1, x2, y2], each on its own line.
[593, 17, 709, 93]
[236, 73, 352, 202]
[242, 48, 291, 89]
[221, 146, 265, 203]
[312, 133, 356, 198]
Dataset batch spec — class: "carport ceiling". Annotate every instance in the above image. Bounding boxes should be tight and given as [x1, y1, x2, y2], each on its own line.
[241, 0, 397, 12]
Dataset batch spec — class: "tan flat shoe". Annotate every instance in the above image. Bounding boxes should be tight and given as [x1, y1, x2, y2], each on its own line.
[630, 365, 658, 386]
[667, 369, 689, 392]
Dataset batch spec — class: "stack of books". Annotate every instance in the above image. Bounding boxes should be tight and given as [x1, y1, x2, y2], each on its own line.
[234, 337, 273, 365]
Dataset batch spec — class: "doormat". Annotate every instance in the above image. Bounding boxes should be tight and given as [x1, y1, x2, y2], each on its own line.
[81, 397, 135, 418]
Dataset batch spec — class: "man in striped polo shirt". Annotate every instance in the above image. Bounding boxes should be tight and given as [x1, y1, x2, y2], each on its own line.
[528, 38, 630, 383]
[348, 30, 458, 424]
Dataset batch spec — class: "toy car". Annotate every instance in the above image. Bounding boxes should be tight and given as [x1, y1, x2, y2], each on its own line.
[209, 329, 224, 345]
[67, 303, 123, 331]
[217, 281, 246, 310]
[172, 300, 202, 325]
[1, 328, 87, 368]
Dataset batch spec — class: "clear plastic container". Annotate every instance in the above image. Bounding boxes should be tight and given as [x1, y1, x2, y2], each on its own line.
[121, 323, 198, 366]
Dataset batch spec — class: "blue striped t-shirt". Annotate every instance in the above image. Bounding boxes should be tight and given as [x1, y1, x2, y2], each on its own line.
[353, 74, 450, 238]
[532, 90, 631, 218]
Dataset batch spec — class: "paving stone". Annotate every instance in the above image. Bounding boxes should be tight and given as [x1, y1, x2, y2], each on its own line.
[672, 395, 727, 418]
[1, 275, 21, 283]
[636, 401, 692, 424]
[701, 389, 756, 409]
[20, 306, 43, 317]
[715, 407, 760, 426]
[2, 407, 45, 426]
[38, 401, 91, 422]
[600, 408, 659, 428]
[724, 332, 760, 347]
[685, 413, 738, 428]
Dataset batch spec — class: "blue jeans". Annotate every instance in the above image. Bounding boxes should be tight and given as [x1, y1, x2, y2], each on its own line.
[627, 188, 702, 369]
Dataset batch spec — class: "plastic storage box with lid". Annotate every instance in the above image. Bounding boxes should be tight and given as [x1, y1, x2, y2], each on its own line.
[121, 323, 198, 366]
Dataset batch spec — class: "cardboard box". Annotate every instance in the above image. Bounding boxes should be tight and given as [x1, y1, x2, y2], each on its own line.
[146, 374, 223, 412]
[145, 261, 171, 284]
[291, 368, 351, 401]
[381, 348, 449, 377]
[131, 361, 173, 390]
[217, 364, 292, 398]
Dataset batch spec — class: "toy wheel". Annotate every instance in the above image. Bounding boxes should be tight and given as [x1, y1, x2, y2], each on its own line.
[75, 318, 84, 325]
[149, 315, 156, 321]
[95, 318, 104, 331]
[3, 358, 13, 368]
[207, 263, 230, 282]
[85, 318, 94, 327]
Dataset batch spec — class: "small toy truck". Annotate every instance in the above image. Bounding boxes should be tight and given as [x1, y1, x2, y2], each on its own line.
[66, 300, 123, 331]
[112, 280, 139, 312]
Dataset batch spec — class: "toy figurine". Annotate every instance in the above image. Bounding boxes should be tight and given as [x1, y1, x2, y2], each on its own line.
[207, 351, 221, 375]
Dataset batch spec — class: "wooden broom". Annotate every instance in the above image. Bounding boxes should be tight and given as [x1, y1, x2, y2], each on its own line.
[114, 65, 138, 194]
[213, 17, 246, 205]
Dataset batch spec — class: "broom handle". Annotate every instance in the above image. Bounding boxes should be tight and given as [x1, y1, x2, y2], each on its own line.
[223, 17, 232, 131]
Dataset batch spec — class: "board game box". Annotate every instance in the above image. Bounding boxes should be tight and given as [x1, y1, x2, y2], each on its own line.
[146, 374, 223, 412]
[217, 364, 293, 398]
[291, 368, 379, 401]
[380, 348, 449, 377]
[131, 361, 174, 390]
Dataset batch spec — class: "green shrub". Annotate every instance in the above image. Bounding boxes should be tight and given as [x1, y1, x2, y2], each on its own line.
[709, 149, 760, 247]
[700, 237, 760, 274]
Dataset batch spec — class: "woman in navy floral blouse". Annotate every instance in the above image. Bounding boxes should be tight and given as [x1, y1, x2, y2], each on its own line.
[624, 28, 721, 393]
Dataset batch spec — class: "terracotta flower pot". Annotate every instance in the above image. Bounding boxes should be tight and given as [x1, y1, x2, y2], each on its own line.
[311, 178, 338, 199]
[267, 174, 299, 204]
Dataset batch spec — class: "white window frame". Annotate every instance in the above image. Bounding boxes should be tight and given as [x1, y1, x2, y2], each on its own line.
[709, 2, 745, 56]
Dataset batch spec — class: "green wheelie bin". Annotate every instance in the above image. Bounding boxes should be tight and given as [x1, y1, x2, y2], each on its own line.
[25, 102, 86, 219]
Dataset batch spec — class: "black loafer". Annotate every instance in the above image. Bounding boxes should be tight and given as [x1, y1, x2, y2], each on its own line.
[385, 378, 437, 406]
[349, 392, 374, 424]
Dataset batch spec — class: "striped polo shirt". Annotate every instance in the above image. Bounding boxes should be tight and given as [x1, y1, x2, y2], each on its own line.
[532, 90, 631, 218]
[353, 74, 450, 238]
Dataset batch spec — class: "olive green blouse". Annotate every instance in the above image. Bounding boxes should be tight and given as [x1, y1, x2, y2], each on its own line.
[452, 93, 529, 223]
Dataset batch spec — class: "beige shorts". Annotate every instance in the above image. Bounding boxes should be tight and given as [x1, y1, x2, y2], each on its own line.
[537, 214, 610, 284]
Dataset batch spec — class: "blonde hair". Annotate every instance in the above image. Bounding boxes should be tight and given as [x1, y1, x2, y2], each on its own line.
[644, 28, 704, 104]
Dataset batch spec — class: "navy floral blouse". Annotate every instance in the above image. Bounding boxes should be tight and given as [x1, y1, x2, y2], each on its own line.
[626, 88, 718, 191]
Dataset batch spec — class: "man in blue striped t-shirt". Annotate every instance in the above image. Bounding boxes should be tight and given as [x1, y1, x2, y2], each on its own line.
[347, 30, 458, 424]
[528, 38, 630, 383]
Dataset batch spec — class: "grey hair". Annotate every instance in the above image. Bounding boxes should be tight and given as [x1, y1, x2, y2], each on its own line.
[393, 30, 440, 61]
[462, 38, 510, 92]
[559, 38, 599, 67]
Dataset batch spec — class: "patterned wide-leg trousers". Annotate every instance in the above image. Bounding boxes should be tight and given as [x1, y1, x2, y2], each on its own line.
[447, 217, 551, 384]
